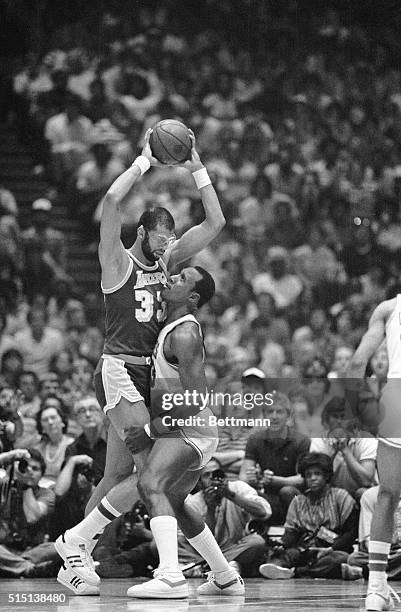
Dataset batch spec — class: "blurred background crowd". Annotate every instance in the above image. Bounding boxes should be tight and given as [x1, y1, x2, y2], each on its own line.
[0, 0, 401, 581]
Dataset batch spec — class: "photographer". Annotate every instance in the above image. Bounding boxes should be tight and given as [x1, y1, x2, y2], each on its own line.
[52, 396, 106, 536]
[310, 396, 377, 499]
[259, 453, 358, 580]
[0, 386, 23, 453]
[0, 448, 59, 577]
[178, 459, 271, 577]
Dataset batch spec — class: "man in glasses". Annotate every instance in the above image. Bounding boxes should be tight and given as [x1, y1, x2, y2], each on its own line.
[55, 128, 225, 593]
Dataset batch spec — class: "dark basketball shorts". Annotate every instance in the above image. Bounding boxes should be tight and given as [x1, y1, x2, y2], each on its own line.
[94, 355, 151, 414]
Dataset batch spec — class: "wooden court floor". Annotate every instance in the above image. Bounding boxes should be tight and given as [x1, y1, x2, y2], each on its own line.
[0, 577, 397, 611]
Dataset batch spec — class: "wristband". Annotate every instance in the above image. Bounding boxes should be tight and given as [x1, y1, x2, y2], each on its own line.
[132, 155, 151, 175]
[192, 167, 211, 189]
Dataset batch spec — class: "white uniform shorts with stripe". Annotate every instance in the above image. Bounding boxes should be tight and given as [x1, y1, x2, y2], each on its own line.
[94, 355, 151, 414]
[378, 379, 401, 449]
[179, 408, 219, 470]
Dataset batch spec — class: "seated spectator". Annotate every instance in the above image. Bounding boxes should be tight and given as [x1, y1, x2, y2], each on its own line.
[250, 292, 291, 347]
[52, 396, 106, 536]
[302, 358, 332, 437]
[0, 448, 59, 578]
[49, 350, 74, 386]
[345, 486, 401, 580]
[39, 372, 61, 400]
[366, 342, 388, 399]
[178, 459, 271, 577]
[356, 389, 381, 436]
[259, 453, 358, 580]
[252, 246, 303, 310]
[0, 348, 24, 388]
[13, 308, 65, 378]
[14, 370, 41, 448]
[310, 397, 377, 499]
[0, 386, 23, 452]
[34, 398, 74, 488]
[328, 345, 353, 379]
[288, 390, 314, 437]
[240, 392, 310, 523]
[213, 368, 266, 472]
[44, 94, 93, 185]
[21, 198, 69, 282]
[0, 310, 15, 362]
[309, 308, 341, 366]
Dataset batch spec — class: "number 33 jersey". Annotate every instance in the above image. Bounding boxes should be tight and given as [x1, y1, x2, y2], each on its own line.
[102, 251, 168, 357]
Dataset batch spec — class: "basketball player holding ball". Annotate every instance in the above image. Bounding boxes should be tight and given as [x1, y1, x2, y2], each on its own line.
[347, 295, 401, 611]
[55, 126, 225, 594]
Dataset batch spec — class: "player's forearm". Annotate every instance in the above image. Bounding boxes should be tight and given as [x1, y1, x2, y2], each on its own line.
[199, 183, 225, 234]
[105, 164, 142, 204]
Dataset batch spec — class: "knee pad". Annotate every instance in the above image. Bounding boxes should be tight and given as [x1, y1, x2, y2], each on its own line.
[124, 426, 152, 454]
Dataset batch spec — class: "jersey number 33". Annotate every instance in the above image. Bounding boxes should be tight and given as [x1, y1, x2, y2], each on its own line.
[135, 289, 166, 323]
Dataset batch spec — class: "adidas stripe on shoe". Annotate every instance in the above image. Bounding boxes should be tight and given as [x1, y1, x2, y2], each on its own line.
[55, 534, 100, 586]
[57, 566, 99, 596]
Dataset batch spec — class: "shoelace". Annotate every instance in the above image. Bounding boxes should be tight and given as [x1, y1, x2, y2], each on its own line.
[388, 585, 401, 604]
[368, 582, 401, 604]
[78, 544, 96, 573]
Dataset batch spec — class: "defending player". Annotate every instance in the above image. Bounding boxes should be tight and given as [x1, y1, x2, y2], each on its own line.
[127, 265, 253, 598]
[55, 129, 225, 593]
[347, 295, 401, 611]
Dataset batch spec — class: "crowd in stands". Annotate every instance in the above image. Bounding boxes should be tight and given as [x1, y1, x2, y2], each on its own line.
[1, 0, 401, 581]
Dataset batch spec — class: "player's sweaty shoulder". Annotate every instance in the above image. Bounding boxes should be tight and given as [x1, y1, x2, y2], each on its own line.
[375, 298, 397, 324]
[170, 321, 202, 353]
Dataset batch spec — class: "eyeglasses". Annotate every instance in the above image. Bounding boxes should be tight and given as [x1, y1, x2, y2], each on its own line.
[146, 230, 176, 247]
[76, 405, 100, 416]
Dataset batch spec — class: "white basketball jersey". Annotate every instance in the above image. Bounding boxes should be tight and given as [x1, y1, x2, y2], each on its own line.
[385, 294, 401, 378]
[152, 314, 203, 392]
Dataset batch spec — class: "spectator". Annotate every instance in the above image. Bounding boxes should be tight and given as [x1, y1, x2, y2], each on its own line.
[53, 396, 106, 535]
[34, 399, 74, 488]
[310, 397, 377, 499]
[0, 448, 59, 578]
[0, 311, 15, 362]
[14, 370, 41, 448]
[178, 459, 271, 577]
[39, 372, 61, 400]
[0, 386, 23, 452]
[13, 308, 65, 378]
[21, 198, 68, 279]
[44, 94, 93, 185]
[252, 247, 303, 310]
[302, 358, 332, 437]
[240, 392, 310, 523]
[0, 349, 24, 389]
[259, 453, 358, 580]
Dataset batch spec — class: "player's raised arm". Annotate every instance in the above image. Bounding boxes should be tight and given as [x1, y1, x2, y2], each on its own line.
[167, 132, 225, 269]
[99, 129, 160, 288]
[347, 302, 388, 378]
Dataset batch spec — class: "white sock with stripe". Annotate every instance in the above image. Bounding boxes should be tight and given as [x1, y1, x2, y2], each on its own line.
[66, 497, 121, 544]
[187, 525, 231, 575]
[368, 540, 391, 587]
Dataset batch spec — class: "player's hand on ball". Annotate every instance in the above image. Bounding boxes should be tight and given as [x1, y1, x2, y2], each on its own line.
[180, 130, 203, 172]
[141, 128, 174, 167]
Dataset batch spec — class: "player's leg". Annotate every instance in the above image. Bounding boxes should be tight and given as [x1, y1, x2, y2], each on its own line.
[366, 441, 401, 611]
[85, 421, 135, 514]
[55, 397, 151, 585]
[168, 469, 245, 595]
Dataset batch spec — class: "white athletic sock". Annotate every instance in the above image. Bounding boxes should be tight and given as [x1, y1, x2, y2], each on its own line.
[187, 525, 231, 574]
[150, 516, 181, 573]
[368, 540, 391, 586]
[66, 496, 121, 544]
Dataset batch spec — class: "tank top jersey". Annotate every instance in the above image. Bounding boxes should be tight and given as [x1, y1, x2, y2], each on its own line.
[385, 294, 401, 378]
[151, 314, 204, 418]
[102, 251, 168, 357]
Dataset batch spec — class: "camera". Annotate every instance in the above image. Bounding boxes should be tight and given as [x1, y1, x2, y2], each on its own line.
[17, 458, 28, 473]
[77, 464, 96, 483]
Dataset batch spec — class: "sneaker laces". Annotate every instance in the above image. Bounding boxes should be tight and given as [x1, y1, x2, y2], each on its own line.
[78, 544, 96, 573]
[204, 571, 216, 583]
[388, 585, 401, 604]
[368, 581, 401, 604]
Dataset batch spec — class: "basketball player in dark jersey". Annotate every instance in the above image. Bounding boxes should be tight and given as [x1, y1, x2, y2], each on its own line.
[55, 129, 225, 592]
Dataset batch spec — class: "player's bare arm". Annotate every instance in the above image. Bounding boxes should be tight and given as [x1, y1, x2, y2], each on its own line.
[166, 132, 226, 269]
[99, 129, 162, 289]
[348, 299, 395, 378]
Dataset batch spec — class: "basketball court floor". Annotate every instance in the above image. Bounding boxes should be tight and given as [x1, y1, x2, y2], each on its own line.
[0, 577, 394, 611]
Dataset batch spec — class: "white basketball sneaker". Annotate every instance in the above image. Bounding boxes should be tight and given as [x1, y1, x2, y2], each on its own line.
[55, 533, 100, 586]
[197, 569, 245, 595]
[127, 568, 189, 599]
[57, 566, 100, 596]
[365, 581, 400, 611]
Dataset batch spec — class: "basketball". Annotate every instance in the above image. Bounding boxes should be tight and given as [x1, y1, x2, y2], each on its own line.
[149, 119, 192, 164]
